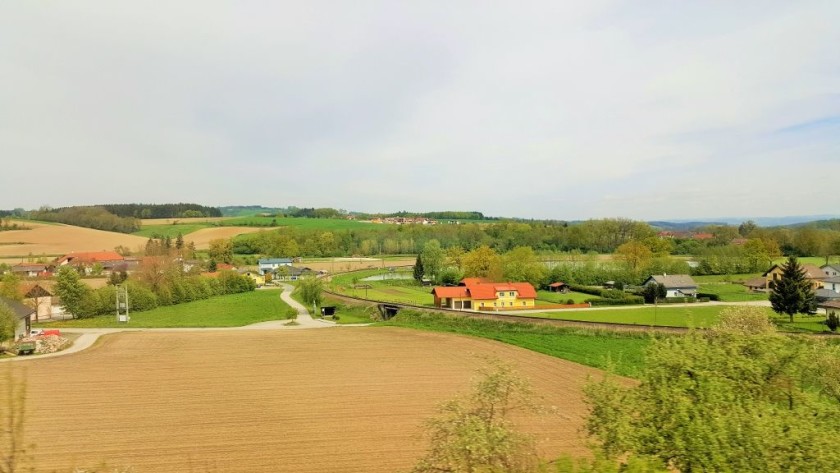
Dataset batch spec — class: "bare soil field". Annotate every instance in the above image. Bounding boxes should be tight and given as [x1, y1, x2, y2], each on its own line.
[18, 328, 604, 473]
[186, 227, 266, 249]
[0, 222, 148, 258]
[301, 258, 415, 272]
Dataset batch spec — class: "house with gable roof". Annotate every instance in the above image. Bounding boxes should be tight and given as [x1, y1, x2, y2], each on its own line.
[642, 274, 699, 298]
[0, 296, 34, 341]
[55, 251, 125, 275]
[763, 263, 826, 291]
[432, 278, 537, 310]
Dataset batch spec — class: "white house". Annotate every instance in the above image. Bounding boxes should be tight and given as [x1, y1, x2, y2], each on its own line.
[258, 258, 293, 275]
[643, 274, 699, 298]
[822, 264, 840, 278]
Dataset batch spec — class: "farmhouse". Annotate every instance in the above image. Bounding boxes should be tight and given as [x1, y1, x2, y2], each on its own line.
[822, 264, 840, 278]
[21, 283, 53, 320]
[763, 263, 826, 291]
[0, 296, 34, 341]
[643, 274, 698, 298]
[817, 276, 840, 302]
[258, 258, 292, 275]
[237, 269, 265, 287]
[271, 266, 313, 281]
[11, 262, 52, 278]
[432, 278, 537, 310]
[55, 251, 125, 275]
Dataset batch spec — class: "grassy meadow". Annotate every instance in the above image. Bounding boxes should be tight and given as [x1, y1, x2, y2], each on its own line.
[36, 289, 295, 328]
[382, 310, 652, 377]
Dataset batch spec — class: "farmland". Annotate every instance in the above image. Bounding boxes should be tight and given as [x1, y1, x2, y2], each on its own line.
[0, 221, 148, 258]
[17, 328, 606, 472]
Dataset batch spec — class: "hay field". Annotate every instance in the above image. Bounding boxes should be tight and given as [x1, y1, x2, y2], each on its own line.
[186, 227, 266, 249]
[301, 257, 415, 272]
[0, 222, 148, 258]
[20, 328, 601, 472]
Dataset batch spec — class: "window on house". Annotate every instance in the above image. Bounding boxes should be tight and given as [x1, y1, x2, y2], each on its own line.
[493, 302, 497, 307]
[509, 302, 513, 306]
[480, 302, 484, 307]
[510, 292, 515, 296]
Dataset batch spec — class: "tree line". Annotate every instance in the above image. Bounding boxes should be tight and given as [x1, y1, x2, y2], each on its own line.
[233, 218, 840, 263]
[101, 203, 222, 219]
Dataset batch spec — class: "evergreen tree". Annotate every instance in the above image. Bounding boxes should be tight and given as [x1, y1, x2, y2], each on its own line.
[413, 254, 424, 282]
[164, 235, 173, 250]
[175, 232, 184, 250]
[208, 260, 218, 272]
[770, 256, 817, 322]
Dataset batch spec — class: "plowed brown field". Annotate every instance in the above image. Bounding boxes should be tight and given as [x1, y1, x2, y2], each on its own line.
[0, 222, 148, 257]
[19, 328, 603, 473]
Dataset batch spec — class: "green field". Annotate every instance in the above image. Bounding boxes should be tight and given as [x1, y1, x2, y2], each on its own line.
[536, 290, 596, 304]
[133, 223, 213, 238]
[35, 289, 295, 328]
[520, 305, 727, 328]
[328, 269, 434, 305]
[382, 310, 652, 377]
[697, 283, 768, 302]
[693, 273, 762, 283]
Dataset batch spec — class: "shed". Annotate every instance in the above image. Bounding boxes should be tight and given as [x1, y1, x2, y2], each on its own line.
[548, 282, 570, 293]
[0, 296, 35, 341]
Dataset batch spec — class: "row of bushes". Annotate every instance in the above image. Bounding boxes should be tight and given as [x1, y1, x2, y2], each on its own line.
[569, 284, 645, 305]
[73, 272, 256, 318]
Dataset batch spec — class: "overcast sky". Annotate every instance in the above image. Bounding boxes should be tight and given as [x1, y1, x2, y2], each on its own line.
[1, 1, 838, 220]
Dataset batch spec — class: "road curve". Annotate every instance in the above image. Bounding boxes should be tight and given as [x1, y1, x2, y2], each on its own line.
[1, 285, 358, 363]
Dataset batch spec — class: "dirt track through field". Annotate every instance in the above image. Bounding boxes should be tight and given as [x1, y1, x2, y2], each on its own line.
[17, 328, 604, 473]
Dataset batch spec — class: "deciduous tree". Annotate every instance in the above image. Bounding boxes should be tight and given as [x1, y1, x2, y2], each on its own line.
[462, 245, 503, 280]
[421, 240, 445, 282]
[413, 360, 540, 473]
[585, 306, 840, 472]
[55, 266, 90, 319]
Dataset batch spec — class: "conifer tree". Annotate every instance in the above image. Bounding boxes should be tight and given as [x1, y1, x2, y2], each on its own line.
[770, 256, 817, 323]
[413, 254, 424, 282]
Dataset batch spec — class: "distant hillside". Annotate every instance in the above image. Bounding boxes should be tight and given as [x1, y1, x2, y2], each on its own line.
[649, 221, 727, 231]
[219, 205, 290, 217]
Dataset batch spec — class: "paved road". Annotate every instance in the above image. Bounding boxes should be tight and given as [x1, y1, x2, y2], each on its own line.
[1, 285, 358, 363]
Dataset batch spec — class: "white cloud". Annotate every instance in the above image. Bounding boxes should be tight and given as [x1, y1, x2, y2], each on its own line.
[0, 1, 838, 219]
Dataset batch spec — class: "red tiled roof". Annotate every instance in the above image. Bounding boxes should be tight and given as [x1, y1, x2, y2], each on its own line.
[468, 284, 499, 300]
[57, 251, 124, 264]
[431, 286, 469, 298]
[508, 282, 537, 299]
[460, 277, 491, 286]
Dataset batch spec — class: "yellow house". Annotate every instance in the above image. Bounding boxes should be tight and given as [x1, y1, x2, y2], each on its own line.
[238, 269, 265, 287]
[763, 264, 826, 291]
[431, 278, 537, 310]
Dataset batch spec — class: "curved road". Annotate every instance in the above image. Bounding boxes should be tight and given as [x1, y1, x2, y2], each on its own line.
[1, 284, 358, 363]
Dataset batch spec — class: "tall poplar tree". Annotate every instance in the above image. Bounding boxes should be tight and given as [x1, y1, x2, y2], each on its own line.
[413, 254, 424, 282]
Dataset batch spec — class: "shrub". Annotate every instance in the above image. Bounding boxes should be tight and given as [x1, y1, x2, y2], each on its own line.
[828, 313, 840, 332]
[566, 299, 576, 305]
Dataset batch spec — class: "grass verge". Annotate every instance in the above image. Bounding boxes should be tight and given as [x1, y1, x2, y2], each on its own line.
[381, 310, 652, 377]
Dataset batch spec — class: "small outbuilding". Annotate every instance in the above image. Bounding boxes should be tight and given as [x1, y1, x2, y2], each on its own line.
[0, 296, 35, 341]
[819, 301, 840, 318]
[548, 282, 570, 293]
